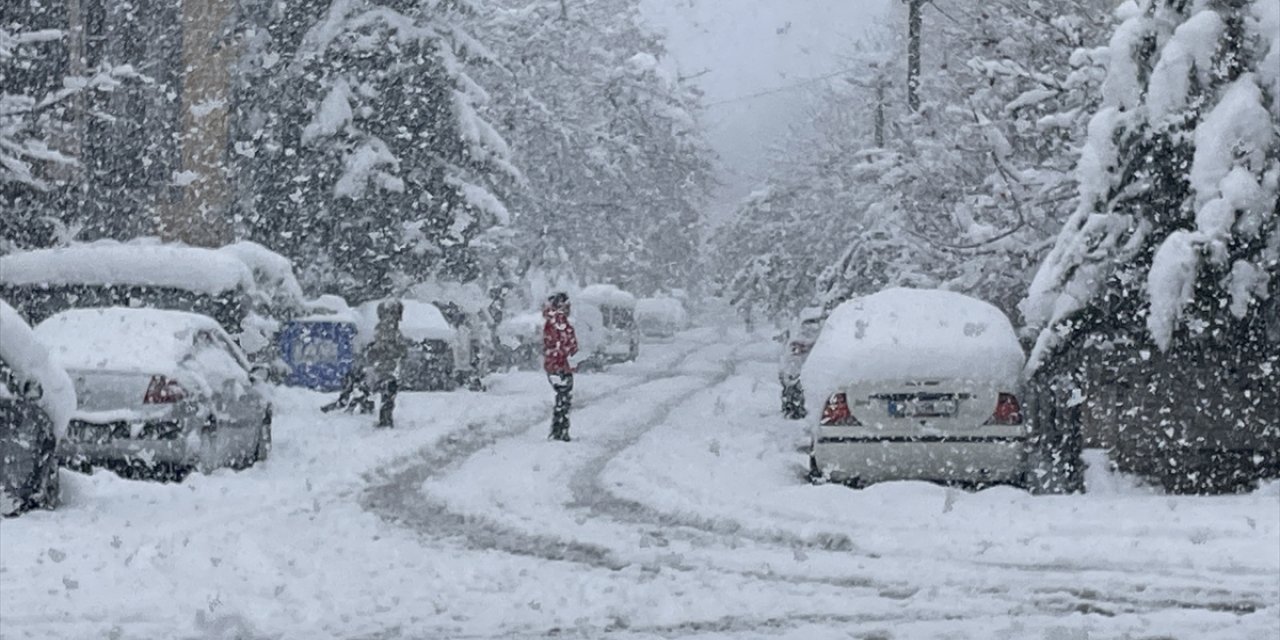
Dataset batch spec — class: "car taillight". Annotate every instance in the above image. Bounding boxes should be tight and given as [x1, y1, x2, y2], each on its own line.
[985, 393, 1023, 425]
[789, 341, 812, 355]
[820, 392, 861, 426]
[144, 376, 187, 404]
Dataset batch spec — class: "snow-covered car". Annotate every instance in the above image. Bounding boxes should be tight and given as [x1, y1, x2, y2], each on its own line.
[495, 311, 544, 370]
[34, 308, 273, 478]
[357, 299, 457, 391]
[0, 301, 75, 515]
[0, 240, 263, 354]
[778, 306, 825, 420]
[636, 296, 689, 338]
[409, 281, 499, 383]
[803, 288, 1028, 488]
[578, 284, 639, 365]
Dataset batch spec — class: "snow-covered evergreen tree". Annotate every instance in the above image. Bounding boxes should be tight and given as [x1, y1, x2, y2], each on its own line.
[232, 0, 514, 300]
[1023, 0, 1279, 368]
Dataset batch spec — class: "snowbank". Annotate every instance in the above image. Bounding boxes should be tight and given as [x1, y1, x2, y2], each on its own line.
[578, 284, 636, 309]
[33, 308, 223, 379]
[802, 288, 1024, 407]
[0, 241, 254, 295]
[0, 300, 75, 439]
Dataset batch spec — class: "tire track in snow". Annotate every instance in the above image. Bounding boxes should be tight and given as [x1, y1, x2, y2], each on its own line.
[560, 344, 1276, 626]
[361, 334, 735, 571]
[362, 332, 1274, 637]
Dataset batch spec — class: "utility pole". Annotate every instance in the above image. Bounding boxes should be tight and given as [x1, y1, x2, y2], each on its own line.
[874, 69, 886, 147]
[906, 0, 923, 112]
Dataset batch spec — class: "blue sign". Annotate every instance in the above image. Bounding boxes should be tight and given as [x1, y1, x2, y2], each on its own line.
[279, 319, 358, 391]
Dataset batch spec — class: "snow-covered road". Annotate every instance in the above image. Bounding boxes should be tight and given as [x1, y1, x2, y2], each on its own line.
[2, 327, 1277, 639]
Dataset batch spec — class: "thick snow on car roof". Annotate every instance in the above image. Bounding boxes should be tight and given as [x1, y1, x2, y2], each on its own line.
[33, 307, 223, 376]
[218, 241, 306, 309]
[636, 297, 685, 319]
[0, 241, 254, 294]
[0, 300, 76, 439]
[802, 288, 1024, 401]
[356, 299, 456, 344]
[578, 284, 636, 308]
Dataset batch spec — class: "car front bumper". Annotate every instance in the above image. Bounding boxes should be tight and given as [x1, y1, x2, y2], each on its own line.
[813, 434, 1027, 484]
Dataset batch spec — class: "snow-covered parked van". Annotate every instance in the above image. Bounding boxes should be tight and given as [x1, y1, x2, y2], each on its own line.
[578, 284, 639, 365]
[0, 240, 279, 360]
[636, 296, 689, 338]
[803, 288, 1029, 488]
[357, 299, 458, 391]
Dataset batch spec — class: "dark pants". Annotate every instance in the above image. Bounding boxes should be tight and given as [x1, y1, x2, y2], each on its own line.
[323, 369, 374, 414]
[378, 378, 398, 428]
[549, 373, 573, 439]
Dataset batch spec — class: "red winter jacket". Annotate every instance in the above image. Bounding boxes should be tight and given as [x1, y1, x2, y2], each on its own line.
[543, 305, 579, 374]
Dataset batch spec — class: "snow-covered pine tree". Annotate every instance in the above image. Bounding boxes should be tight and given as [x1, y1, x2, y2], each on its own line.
[1022, 0, 1279, 492]
[232, 0, 515, 300]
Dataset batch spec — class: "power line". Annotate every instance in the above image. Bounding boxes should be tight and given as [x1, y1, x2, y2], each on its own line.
[703, 66, 867, 108]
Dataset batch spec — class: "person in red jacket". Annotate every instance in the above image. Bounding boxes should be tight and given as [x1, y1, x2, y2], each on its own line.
[543, 292, 578, 441]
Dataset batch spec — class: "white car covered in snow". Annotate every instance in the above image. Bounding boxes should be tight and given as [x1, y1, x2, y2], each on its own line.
[635, 296, 689, 338]
[803, 288, 1028, 488]
[0, 301, 75, 514]
[577, 284, 639, 365]
[357, 299, 459, 391]
[35, 308, 272, 478]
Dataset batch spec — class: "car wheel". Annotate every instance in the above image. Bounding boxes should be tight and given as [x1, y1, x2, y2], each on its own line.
[255, 410, 273, 463]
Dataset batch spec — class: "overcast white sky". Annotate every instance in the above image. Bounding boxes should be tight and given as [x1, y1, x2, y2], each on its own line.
[639, 0, 896, 217]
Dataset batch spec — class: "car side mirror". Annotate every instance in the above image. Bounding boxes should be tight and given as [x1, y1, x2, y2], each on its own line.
[21, 379, 43, 401]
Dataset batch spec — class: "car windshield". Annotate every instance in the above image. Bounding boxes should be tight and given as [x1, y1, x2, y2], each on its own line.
[601, 306, 635, 330]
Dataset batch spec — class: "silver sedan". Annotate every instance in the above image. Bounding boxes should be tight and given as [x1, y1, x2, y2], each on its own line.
[34, 307, 272, 478]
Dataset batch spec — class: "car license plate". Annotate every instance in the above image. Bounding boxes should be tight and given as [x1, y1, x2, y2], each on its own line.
[70, 424, 114, 444]
[888, 398, 958, 418]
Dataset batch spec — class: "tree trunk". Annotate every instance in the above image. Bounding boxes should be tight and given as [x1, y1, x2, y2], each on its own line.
[907, 0, 922, 112]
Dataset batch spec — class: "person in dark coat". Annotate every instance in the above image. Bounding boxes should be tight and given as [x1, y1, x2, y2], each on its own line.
[543, 292, 578, 441]
[321, 353, 374, 415]
[366, 299, 407, 428]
